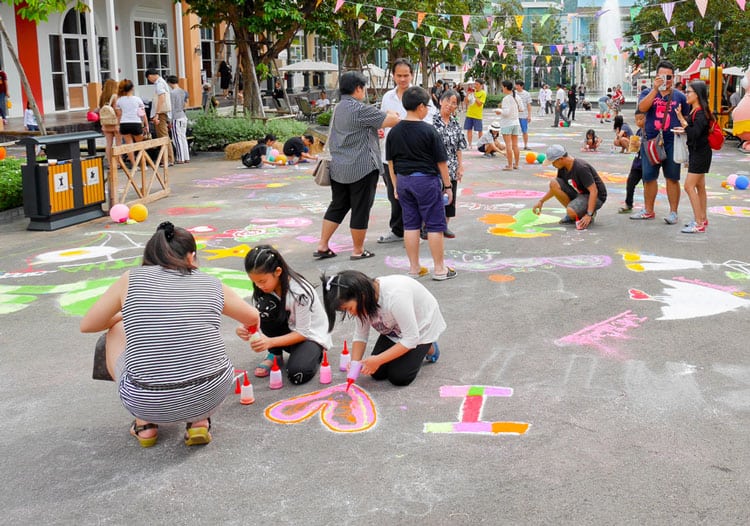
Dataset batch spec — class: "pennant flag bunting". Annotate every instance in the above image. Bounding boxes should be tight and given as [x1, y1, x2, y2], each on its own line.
[334, 0, 344, 13]
[614, 37, 623, 52]
[695, 0, 708, 16]
[661, 2, 675, 24]
[633, 34, 641, 45]
[651, 30, 660, 41]
[737, 0, 746, 9]
[376, 7, 383, 20]
[630, 6, 642, 20]
[687, 21, 694, 32]
[355, 3, 362, 15]
[392, 16, 400, 28]
[540, 14, 550, 26]
[497, 44, 505, 56]
[679, 40, 686, 48]
[417, 12, 425, 28]
[486, 16, 494, 29]
[358, 18, 366, 28]
[515, 15, 524, 30]
[462, 15, 470, 30]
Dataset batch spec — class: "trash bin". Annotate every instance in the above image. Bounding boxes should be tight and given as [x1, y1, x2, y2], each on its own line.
[18, 131, 105, 231]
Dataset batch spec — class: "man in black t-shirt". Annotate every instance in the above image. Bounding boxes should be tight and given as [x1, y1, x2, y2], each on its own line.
[282, 134, 317, 164]
[532, 144, 607, 230]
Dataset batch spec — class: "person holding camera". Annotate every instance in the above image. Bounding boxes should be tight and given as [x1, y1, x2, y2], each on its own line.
[630, 60, 690, 225]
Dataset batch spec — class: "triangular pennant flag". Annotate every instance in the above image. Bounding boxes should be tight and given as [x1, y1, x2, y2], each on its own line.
[427, 25, 435, 35]
[478, 43, 485, 53]
[737, 0, 746, 10]
[373, 23, 381, 33]
[417, 12, 426, 28]
[687, 21, 694, 32]
[651, 30, 660, 41]
[462, 15, 470, 31]
[448, 42, 454, 50]
[446, 29, 453, 39]
[392, 16, 400, 28]
[633, 34, 641, 45]
[411, 21, 417, 31]
[661, 2, 675, 24]
[540, 14, 550, 26]
[396, 10, 403, 17]
[497, 44, 505, 56]
[334, 0, 344, 13]
[545, 55, 552, 64]
[560, 56, 566, 64]
[459, 42, 467, 52]
[475, 48, 481, 57]
[546, 66, 551, 73]
[480, 59, 486, 65]
[424, 36, 431, 46]
[486, 16, 494, 29]
[556, 44, 564, 55]
[662, 42, 669, 51]
[591, 55, 597, 67]
[679, 40, 686, 48]
[535, 66, 540, 74]
[515, 15, 524, 30]
[376, 7, 383, 20]
[630, 6, 642, 20]
[502, 52, 507, 59]
[391, 28, 398, 38]
[407, 32, 414, 42]
[655, 47, 663, 57]
[568, 44, 574, 53]
[516, 53, 523, 63]
[670, 26, 677, 35]
[358, 18, 366, 29]
[355, 4, 362, 16]
[671, 44, 678, 52]
[464, 32, 471, 42]
[614, 37, 623, 52]
[533, 43, 542, 54]
[695, 0, 708, 17]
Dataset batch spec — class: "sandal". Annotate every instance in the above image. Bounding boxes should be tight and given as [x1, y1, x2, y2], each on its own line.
[313, 248, 337, 259]
[425, 342, 440, 363]
[408, 266, 429, 278]
[185, 418, 212, 446]
[432, 267, 457, 281]
[255, 353, 282, 378]
[350, 249, 375, 260]
[130, 421, 158, 448]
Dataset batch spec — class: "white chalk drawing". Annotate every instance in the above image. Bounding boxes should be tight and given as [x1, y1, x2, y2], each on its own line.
[629, 279, 750, 320]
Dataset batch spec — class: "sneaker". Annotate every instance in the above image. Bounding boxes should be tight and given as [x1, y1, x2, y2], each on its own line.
[432, 267, 457, 281]
[558, 215, 575, 224]
[482, 153, 492, 158]
[618, 205, 633, 214]
[444, 228, 456, 239]
[681, 221, 706, 233]
[664, 211, 679, 225]
[377, 231, 403, 244]
[630, 210, 655, 220]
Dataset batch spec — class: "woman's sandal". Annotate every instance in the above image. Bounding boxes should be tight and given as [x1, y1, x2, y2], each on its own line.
[255, 353, 283, 378]
[185, 418, 212, 446]
[425, 342, 440, 363]
[130, 421, 158, 448]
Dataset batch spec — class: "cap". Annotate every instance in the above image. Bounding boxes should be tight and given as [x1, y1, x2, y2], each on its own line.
[489, 121, 502, 132]
[543, 144, 567, 165]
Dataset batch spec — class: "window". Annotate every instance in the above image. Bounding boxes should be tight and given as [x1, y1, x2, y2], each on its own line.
[200, 27, 215, 80]
[314, 36, 333, 63]
[99, 36, 110, 83]
[289, 32, 304, 63]
[133, 20, 169, 85]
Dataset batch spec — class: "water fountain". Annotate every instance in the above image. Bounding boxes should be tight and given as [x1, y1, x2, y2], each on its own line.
[597, 0, 626, 92]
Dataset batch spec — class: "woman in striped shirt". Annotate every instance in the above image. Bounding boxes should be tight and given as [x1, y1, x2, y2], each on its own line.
[80, 222, 260, 448]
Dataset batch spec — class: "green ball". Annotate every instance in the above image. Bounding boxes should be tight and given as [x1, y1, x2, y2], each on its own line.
[536, 153, 546, 163]
[563, 121, 570, 127]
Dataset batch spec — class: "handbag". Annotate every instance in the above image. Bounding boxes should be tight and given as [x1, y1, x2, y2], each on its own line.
[92, 334, 114, 381]
[673, 132, 688, 164]
[313, 106, 336, 186]
[645, 93, 672, 166]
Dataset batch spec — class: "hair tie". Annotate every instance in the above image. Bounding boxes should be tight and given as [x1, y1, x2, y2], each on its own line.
[157, 221, 175, 241]
[325, 275, 336, 291]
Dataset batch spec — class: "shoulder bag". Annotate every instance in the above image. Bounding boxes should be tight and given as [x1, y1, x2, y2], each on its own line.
[645, 94, 671, 166]
[313, 106, 336, 186]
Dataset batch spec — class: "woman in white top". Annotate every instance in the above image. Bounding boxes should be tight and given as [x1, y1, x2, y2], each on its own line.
[493, 80, 522, 170]
[115, 79, 149, 168]
[321, 270, 446, 386]
[237, 245, 332, 384]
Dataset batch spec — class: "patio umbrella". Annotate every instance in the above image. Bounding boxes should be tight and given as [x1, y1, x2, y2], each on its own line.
[278, 59, 339, 73]
[363, 63, 386, 78]
[723, 66, 748, 77]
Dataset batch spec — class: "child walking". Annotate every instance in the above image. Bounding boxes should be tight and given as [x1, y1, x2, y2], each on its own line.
[619, 110, 646, 213]
[386, 86, 456, 281]
[237, 245, 331, 385]
[320, 270, 445, 386]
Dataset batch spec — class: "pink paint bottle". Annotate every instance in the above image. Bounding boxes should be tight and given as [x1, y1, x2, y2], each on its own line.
[346, 360, 362, 392]
[240, 372, 255, 404]
[319, 350, 332, 384]
[339, 340, 350, 372]
[269, 355, 283, 390]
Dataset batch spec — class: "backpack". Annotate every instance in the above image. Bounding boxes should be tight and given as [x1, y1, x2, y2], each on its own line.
[242, 144, 265, 167]
[692, 111, 724, 151]
[99, 95, 118, 126]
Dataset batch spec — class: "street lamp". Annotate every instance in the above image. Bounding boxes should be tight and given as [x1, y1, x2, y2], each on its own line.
[713, 21, 721, 114]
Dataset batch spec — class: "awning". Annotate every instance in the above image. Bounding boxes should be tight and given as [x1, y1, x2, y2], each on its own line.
[278, 60, 339, 73]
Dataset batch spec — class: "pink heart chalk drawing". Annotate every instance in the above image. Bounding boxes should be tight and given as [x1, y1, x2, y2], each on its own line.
[264, 383, 377, 433]
[629, 289, 651, 300]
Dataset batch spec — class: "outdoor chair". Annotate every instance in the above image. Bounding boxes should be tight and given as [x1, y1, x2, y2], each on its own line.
[297, 97, 323, 121]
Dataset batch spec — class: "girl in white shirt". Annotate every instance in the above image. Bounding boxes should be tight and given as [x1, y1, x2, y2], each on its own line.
[115, 79, 148, 168]
[493, 80, 522, 170]
[237, 245, 331, 385]
[321, 270, 446, 386]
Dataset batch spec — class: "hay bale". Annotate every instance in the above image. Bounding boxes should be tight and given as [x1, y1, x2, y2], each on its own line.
[224, 140, 285, 160]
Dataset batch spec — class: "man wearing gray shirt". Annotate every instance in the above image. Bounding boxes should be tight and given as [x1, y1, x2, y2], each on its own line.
[167, 75, 190, 163]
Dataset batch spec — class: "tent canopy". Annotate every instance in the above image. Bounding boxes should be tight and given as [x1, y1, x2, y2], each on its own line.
[723, 66, 748, 77]
[680, 55, 715, 77]
[363, 63, 386, 78]
[278, 59, 338, 73]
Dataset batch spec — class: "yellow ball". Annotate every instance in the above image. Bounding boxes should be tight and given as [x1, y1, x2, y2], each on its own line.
[129, 203, 149, 222]
[276, 154, 287, 165]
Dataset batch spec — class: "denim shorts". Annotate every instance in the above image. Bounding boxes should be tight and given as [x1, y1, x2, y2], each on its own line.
[463, 117, 483, 132]
[501, 124, 521, 136]
[641, 139, 681, 182]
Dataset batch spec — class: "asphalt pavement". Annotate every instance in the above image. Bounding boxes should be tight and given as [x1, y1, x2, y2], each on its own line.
[2, 105, 750, 525]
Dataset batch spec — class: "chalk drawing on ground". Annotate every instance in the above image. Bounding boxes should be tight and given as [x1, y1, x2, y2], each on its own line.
[480, 209, 562, 238]
[423, 385, 530, 435]
[629, 279, 750, 320]
[554, 310, 648, 357]
[264, 383, 376, 433]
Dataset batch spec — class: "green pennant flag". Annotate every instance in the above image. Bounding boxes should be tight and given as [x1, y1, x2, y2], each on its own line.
[540, 14, 550, 27]
[396, 10, 404, 18]
[630, 7, 641, 20]
[407, 32, 415, 42]
[662, 42, 669, 51]
[633, 34, 641, 46]
[355, 4, 362, 16]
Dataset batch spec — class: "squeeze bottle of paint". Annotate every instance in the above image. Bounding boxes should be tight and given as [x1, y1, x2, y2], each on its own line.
[234, 378, 241, 395]
[247, 325, 262, 343]
[240, 373, 255, 404]
[339, 340, 350, 372]
[319, 350, 332, 384]
[269, 356, 283, 389]
[346, 360, 363, 392]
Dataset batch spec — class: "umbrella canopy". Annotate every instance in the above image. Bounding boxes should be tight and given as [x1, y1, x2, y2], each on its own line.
[723, 66, 748, 77]
[278, 59, 338, 73]
[363, 63, 386, 78]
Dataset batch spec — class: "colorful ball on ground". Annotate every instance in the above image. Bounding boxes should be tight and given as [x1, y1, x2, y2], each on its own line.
[536, 153, 546, 163]
[559, 121, 564, 127]
[267, 155, 275, 162]
[276, 154, 287, 165]
[525, 152, 537, 164]
[735, 175, 749, 190]
[109, 204, 129, 223]
[270, 149, 279, 157]
[563, 121, 570, 127]
[129, 203, 149, 222]
[0, 147, 6, 160]
[727, 174, 738, 186]
[595, 113, 602, 119]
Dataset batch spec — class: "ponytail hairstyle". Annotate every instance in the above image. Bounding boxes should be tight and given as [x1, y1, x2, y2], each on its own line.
[501, 79, 516, 99]
[244, 245, 316, 315]
[689, 80, 714, 123]
[319, 270, 379, 332]
[142, 221, 197, 274]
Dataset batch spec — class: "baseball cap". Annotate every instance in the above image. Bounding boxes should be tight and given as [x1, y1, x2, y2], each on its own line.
[543, 144, 567, 165]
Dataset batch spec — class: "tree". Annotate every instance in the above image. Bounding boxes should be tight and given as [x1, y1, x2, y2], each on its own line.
[182, 0, 339, 116]
[0, 0, 87, 134]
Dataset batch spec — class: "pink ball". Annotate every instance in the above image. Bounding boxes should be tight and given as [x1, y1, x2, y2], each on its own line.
[270, 149, 279, 157]
[87, 111, 100, 122]
[727, 174, 738, 186]
[109, 204, 129, 223]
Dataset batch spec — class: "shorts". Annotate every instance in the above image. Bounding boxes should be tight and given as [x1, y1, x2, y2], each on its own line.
[641, 139, 681, 182]
[598, 102, 609, 113]
[478, 144, 489, 152]
[501, 124, 521, 136]
[120, 122, 144, 136]
[519, 118, 528, 134]
[557, 177, 604, 217]
[396, 173, 447, 233]
[323, 170, 379, 230]
[463, 117, 483, 132]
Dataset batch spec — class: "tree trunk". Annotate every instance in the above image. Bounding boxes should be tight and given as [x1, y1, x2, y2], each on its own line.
[0, 15, 46, 134]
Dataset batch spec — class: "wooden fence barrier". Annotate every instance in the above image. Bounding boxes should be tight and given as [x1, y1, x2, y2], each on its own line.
[109, 136, 170, 206]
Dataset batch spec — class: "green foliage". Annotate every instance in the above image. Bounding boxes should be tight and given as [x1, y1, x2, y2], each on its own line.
[0, 157, 23, 212]
[484, 94, 504, 109]
[10, 0, 88, 22]
[316, 110, 332, 126]
[189, 113, 308, 151]
[256, 63, 270, 81]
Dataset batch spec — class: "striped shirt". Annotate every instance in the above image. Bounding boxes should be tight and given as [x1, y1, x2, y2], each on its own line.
[119, 266, 233, 423]
[329, 95, 387, 183]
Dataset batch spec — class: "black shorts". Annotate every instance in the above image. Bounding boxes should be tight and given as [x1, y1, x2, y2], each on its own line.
[323, 170, 379, 230]
[120, 122, 143, 136]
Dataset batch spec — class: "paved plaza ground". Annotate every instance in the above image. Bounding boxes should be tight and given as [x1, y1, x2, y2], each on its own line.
[1, 105, 750, 524]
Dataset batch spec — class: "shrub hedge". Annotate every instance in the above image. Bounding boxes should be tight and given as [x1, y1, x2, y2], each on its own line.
[0, 157, 23, 212]
[189, 111, 309, 151]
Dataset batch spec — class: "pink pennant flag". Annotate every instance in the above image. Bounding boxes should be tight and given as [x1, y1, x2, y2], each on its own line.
[462, 15, 471, 31]
[390, 28, 398, 38]
[614, 37, 623, 52]
[567, 44, 574, 53]
[737, 0, 746, 9]
[486, 16, 494, 29]
[392, 16, 400, 28]
[695, 0, 708, 17]
[546, 66, 552, 74]
[591, 55, 597, 67]
[446, 30, 453, 39]
[334, 0, 344, 13]
[497, 44, 505, 56]
[480, 59, 486, 65]
[376, 7, 383, 20]
[661, 2, 675, 24]
[464, 32, 471, 43]
[679, 40, 686, 48]
[424, 36, 431, 46]
[556, 44, 564, 55]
